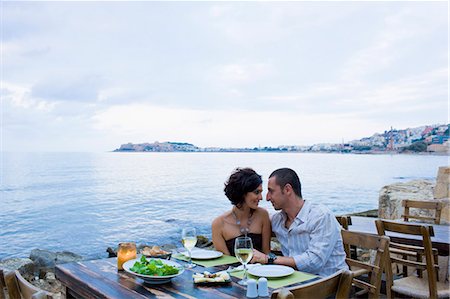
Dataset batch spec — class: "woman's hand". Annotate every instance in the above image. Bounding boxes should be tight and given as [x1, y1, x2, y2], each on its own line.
[251, 249, 268, 264]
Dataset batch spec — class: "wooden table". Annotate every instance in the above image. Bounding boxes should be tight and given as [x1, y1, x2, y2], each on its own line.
[55, 257, 315, 299]
[348, 216, 450, 256]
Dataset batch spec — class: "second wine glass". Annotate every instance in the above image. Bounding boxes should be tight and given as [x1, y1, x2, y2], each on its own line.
[234, 236, 253, 285]
[181, 227, 197, 269]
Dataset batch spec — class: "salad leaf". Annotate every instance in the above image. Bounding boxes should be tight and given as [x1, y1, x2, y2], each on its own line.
[129, 256, 180, 276]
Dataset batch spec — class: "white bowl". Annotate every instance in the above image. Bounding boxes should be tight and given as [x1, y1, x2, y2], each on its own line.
[123, 257, 184, 284]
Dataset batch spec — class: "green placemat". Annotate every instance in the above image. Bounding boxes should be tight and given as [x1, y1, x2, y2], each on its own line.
[172, 253, 238, 267]
[231, 270, 318, 289]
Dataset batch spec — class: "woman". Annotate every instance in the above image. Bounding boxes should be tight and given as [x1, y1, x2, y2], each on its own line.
[212, 168, 271, 255]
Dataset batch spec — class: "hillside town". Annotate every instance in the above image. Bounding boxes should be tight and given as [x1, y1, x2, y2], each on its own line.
[114, 124, 449, 154]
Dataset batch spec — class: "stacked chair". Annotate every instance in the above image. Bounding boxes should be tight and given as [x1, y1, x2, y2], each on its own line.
[376, 219, 449, 299]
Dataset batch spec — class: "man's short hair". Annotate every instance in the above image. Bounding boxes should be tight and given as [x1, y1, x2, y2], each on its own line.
[269, 168, 302, 198]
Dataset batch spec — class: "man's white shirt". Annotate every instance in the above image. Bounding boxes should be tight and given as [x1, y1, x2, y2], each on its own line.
[271, 200, 348, 277]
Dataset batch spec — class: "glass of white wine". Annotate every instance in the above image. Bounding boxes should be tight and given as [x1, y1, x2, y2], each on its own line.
[234, 236, 253, 285]
[181, 227, 197, 269]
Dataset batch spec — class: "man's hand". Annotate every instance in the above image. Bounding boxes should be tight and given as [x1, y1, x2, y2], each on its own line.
[251, 249, 267, 264]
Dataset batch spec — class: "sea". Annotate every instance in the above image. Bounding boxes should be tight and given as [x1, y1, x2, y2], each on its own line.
[0, 152, 447, 260]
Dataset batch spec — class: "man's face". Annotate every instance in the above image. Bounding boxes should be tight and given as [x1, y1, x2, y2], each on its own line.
[266, 177, 285, 210]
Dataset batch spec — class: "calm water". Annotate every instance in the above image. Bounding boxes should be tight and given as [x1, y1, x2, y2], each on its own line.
[0, 152, 447, 260]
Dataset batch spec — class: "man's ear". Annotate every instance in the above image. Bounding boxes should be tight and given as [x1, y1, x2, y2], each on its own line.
[284, 183, 293, 195]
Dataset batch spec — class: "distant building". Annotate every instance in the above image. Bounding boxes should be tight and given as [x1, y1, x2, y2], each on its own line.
[427, 142, 450, 154]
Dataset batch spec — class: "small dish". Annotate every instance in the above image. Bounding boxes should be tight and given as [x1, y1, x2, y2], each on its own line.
[193, 271, 231, 285]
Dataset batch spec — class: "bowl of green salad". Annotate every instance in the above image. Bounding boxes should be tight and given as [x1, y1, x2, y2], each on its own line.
[123, 255, 184, 284]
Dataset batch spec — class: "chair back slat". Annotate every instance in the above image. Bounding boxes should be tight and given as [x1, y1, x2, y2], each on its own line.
[342, 230, 384, 248]
[390, 256, 427, 269]
[377, 220, 424, 236]
[4, 271, 21, 299]
[271, 270, 353, 299]
[402, 199, 442, 224]
[390, 242, 425, 253]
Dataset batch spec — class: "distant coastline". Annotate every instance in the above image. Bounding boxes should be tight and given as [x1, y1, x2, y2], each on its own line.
[113, 124, 450, 155]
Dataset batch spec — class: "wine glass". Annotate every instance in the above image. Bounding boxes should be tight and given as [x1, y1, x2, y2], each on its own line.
[234, 236, 253, 285]
[181, 227, 197, 269]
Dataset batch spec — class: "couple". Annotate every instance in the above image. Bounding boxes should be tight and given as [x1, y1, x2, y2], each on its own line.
[212, 167, 348, 277]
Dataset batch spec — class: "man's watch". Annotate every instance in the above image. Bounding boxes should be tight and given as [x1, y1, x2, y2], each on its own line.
[267, 253, 277, 264]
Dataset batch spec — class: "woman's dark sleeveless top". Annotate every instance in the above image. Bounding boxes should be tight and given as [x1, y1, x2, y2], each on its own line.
[225, 233, 263, 256]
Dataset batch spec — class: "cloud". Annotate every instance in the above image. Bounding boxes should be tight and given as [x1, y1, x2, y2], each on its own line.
[2, 82, 56, 112]
[31, 75, 103, 102]
[214, 62, 272, 84]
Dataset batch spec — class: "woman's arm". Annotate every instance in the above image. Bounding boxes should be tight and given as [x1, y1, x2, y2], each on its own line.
[212, 216, 231, 255]
[260, 209, 272, 254]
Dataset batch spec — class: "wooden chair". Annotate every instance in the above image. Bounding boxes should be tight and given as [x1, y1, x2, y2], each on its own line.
[3, 270, 54, 299]
[402, 199, 442, 224]
[341, 230, 390, 298]
[271, 269, 353, 299]
[376, 220, 449, 299]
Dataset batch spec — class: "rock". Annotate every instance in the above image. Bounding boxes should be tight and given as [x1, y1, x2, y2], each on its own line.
[378, 176, 450, 224]
[30, 249, 57, 268]
[0, 258, 34, 275]
[45, 272, 56, 282]
[434, 166, 450, 199]
[30, 249, 82, 270]
[106, 247, 117, 257]
[196, 235, 212, 248]
[378, 180, 434, 220]
[56, 251, 83, 264]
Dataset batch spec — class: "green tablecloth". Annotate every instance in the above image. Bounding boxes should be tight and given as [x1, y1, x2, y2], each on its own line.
[231, 270, 318, 289]
[172, 253, 239, 267]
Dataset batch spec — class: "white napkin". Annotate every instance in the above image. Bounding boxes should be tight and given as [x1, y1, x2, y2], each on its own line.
[228, 263, 261, 273]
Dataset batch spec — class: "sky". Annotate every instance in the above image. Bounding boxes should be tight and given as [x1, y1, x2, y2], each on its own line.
[1, 1, 448, 152]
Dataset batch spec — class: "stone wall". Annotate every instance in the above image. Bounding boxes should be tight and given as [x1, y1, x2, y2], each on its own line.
[378, 166, 450, 224]
[378, 180, 435, 220]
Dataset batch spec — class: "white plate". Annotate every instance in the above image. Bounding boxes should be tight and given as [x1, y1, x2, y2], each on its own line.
[248, 265, 295, 278]
[123, 258, 184, 284]
[181, 248, 223, 260]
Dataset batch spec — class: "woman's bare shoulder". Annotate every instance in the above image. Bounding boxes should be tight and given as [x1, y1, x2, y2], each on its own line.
[212, 211, 232, 226]
[255, 207, 270, 217]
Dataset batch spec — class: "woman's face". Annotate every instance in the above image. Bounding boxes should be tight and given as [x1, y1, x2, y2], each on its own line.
[243, 184, 263, 209]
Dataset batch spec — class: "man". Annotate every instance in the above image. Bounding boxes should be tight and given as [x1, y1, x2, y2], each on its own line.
[252, 168, 348, 277]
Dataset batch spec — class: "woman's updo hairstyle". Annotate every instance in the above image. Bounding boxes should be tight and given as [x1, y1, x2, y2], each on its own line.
[224, 168, 262, 207]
